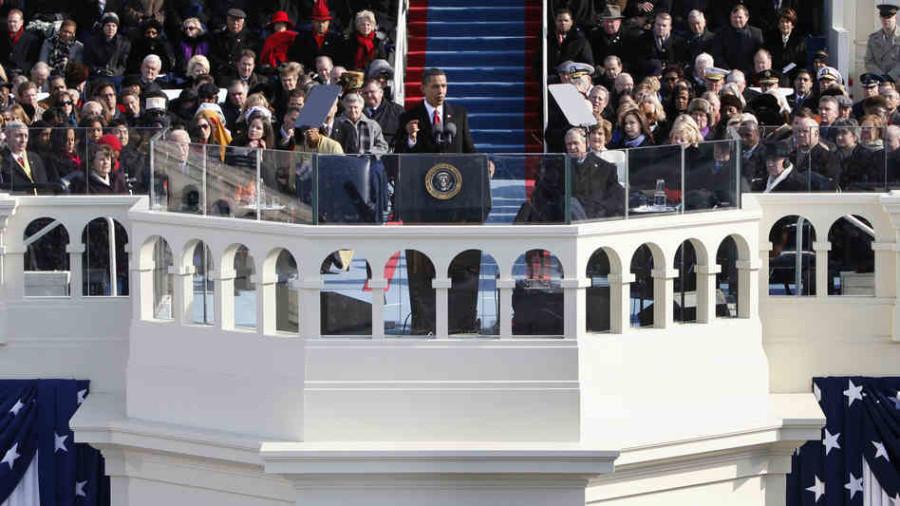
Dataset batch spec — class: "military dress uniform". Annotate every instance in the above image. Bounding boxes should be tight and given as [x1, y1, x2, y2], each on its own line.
[865, 4, 900, 82]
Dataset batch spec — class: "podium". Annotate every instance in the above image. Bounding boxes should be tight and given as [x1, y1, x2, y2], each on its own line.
[395, 154, 492, 224]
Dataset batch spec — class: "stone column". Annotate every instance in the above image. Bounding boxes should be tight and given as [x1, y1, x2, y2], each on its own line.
[368, 278, 387, 339]
[813, 241, 831, 298]
[215, 267, 236, 331]
[562, 278, 590, 338]
[432, 277, 451, 339]
[651, 268, 678, 329]
[497, 278, 515, 338]
[735, 259, 761, 319]
[66, 244, 84, 299]
[696, 264, 720, 323]
[171, 264, 195, 325]
[296, 277, 322, 338]
[607, 273, 634, 334]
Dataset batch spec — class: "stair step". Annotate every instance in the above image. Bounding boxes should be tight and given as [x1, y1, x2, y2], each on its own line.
[406, 66, 531, 81]
[427, 0, 526, 6]
[405, 82, 535, 96]
[412, 50, 527, 66]
[469, 112, 537, 129]
[408, 21, 525, 37]
[471, 129, 540, 143]
[412, 35, 528, 51]
[411, 5, 535, 22]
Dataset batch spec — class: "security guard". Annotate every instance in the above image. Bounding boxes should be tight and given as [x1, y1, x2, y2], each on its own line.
[865, 3, 900, 83]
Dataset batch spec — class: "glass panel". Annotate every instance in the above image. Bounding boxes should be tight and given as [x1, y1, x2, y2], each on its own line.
[394, 154, 488, 225]
[568, 149, 627, 223]
[316, 154, 387, 224]
[320, 250, 372, 335]
[828, 215, 875, 296]
[627, 144, 682, 216]
[511, 249, 564, 336]
[205, 145, 259, 219]
[82, 218, 129, 296]
[494, 153, 568, 225]
[684, 140, 739, 211]
[23, 218, 70, 297]
[258, 149, 314, 224]
[384, 250, 435, 336]
[768, 216, 816, 296]
[825, 125, 887, 192]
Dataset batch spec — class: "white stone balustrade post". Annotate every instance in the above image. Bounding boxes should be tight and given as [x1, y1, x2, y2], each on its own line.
[216, 267, 236, 331]
[561, 278, 589, 338]
[66, 243, 84, 299]
[296, 277, 322, 338]
[696, 264, 720, 323]
[432, 277, 451, 339]
[871, 242, 895, 298]
[497, 278, 515, 338]
[736, 259, 761, 318]
[651, 268, 678, 328]
[170, 264, 195, 325]
[607, 273, 634, 333]
[258, 270, 277, 336]
[368, 278, 387, 339]
[813, 241, 831, 298]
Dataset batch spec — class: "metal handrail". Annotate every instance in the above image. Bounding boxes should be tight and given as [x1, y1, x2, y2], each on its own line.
[393, 0, 410, 106]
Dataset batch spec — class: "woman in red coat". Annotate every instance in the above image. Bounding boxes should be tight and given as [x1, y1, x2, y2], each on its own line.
[260, 11, 298, 68]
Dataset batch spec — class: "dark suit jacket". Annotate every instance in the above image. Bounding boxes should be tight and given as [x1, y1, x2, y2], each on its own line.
[711, 25, 764, 75]
[395, 101, 476, 154]
[286, 30, 346, 71]
[0, 150, 55, 194]
[368, 100, 405, 148]
[548, 27, 594, 73]
[638, 32, 688, 71]
[765, 30, 807, 73]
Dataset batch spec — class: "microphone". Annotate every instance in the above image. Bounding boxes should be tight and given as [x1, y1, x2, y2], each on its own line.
[444, 122, 457, 144]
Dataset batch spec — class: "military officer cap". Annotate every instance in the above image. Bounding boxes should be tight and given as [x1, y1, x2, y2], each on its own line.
[817, 66, 842, 83]
[703, 67, 728, 81]
[557, 60, 594, 78]
[754, 69, 781, 85]
[877, 3, 899, 17]
[860, 72, 885, 88]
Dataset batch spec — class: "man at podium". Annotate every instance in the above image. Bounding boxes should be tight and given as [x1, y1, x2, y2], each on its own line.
[395, 68, 484, 334]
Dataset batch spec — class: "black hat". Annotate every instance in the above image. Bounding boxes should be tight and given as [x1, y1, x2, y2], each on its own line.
[860, 72, 884, 87]
[882, 74, 896, 84]
[762, 140, 791, 160]
[227, 8, 247, 19]
[100, 12, 119, 26]
[878, 3, 898, 17]
[813, 49, 829, 61]
[754, 69, 781, 86]
[0, 80, 12, 91]
[720, 93, 744, 112]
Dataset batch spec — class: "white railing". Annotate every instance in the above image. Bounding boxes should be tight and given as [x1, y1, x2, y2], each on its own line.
[393, 0, 410, 106]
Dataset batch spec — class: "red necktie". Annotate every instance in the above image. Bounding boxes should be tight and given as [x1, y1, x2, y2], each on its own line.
[433, 109, 440, 127]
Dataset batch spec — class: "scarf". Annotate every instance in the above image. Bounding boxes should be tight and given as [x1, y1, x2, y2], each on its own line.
[354, 32, 376, 70]
[314, 33, 326, 49]
[8, 26, 23, 45]
[624, 134, 645, 148]
[48, 34, 75, 75]
[196, 108, 232, 161]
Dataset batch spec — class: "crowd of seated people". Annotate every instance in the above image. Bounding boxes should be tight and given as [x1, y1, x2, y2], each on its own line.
[0, 0, 401, 196]
[546, 1, 900, 192]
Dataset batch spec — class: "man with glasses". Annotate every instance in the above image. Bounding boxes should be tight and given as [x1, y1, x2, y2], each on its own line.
[361, 79, 403, 149]
[866, 3, 900, 84]
[92, 81, 122, 122]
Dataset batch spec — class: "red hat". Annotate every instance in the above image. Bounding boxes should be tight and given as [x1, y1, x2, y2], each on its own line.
[310, 0, 333, 21]
[98, 134, 122, 153]
[268, 10, 293, 29]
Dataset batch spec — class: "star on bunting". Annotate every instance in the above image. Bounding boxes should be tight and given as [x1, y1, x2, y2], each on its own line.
[873, 440, 890, 461]
[9, 399, 23, 416]
[75, 480, 86, 497]
[843, 380, 863, 406]
[1, 443, 20, 469]
[806, 475, 825, 502]
[823, 429, 840, 455]
[845, 472, 863, 500]
[54, 433, 68, 453]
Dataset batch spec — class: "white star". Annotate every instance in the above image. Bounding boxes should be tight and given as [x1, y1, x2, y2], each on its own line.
[845, 472, 863, 500]
[75, 480, 86, 497]
[1, 443, 20, 469]
[806, 475, 825, 503]
[843, 380, 864, 406]
[9, 399, 23, 416]
[823, 429, 841, 456]
[893, 391, 900, 410]
[873, 440, 891, 461]
[54, 432, 68, 453]
[891, 493, 900, 506]
[813, 383, 822, 403]
[76, 389, 87, 405]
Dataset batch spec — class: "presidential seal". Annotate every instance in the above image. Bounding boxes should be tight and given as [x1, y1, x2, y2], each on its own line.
[424, 163, 463, 200]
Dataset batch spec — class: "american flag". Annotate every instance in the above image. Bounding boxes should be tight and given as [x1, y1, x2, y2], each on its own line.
[787, 376, 900, 505]
[0, 380, 108, 505]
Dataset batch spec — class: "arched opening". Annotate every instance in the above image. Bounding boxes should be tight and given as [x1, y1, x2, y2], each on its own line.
[630, 245, 655, 327]
[385, 250, 435, 336]
[23, 217, 70, 297]
[149, 237, 173, 319]
[321, 249, 371, 336]
[769, 216, 816, 295]
[448, 250, 499, 336]
[82, 218, 129, 296]
[190, 241, 215, 325]
[716, 237, 740, 318]
[673, 240, 699, 323]
[828, 215, 875, 295]
[274, 250, 299, 333]
[232, 245, 256, 329]
[512, 249, 564, 336]
[586, 248, 612, 333]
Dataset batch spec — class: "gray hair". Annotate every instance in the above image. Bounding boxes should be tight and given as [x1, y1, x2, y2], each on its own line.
[142, 54, 162, 68]
[687, 9, 705, 22]
[695, 53, 713, 68]
[342, 93, 364, 106]
[4, 120, 27, 133]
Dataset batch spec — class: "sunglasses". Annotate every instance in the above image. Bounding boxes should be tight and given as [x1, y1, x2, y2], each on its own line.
[60, 101, 73, 106]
